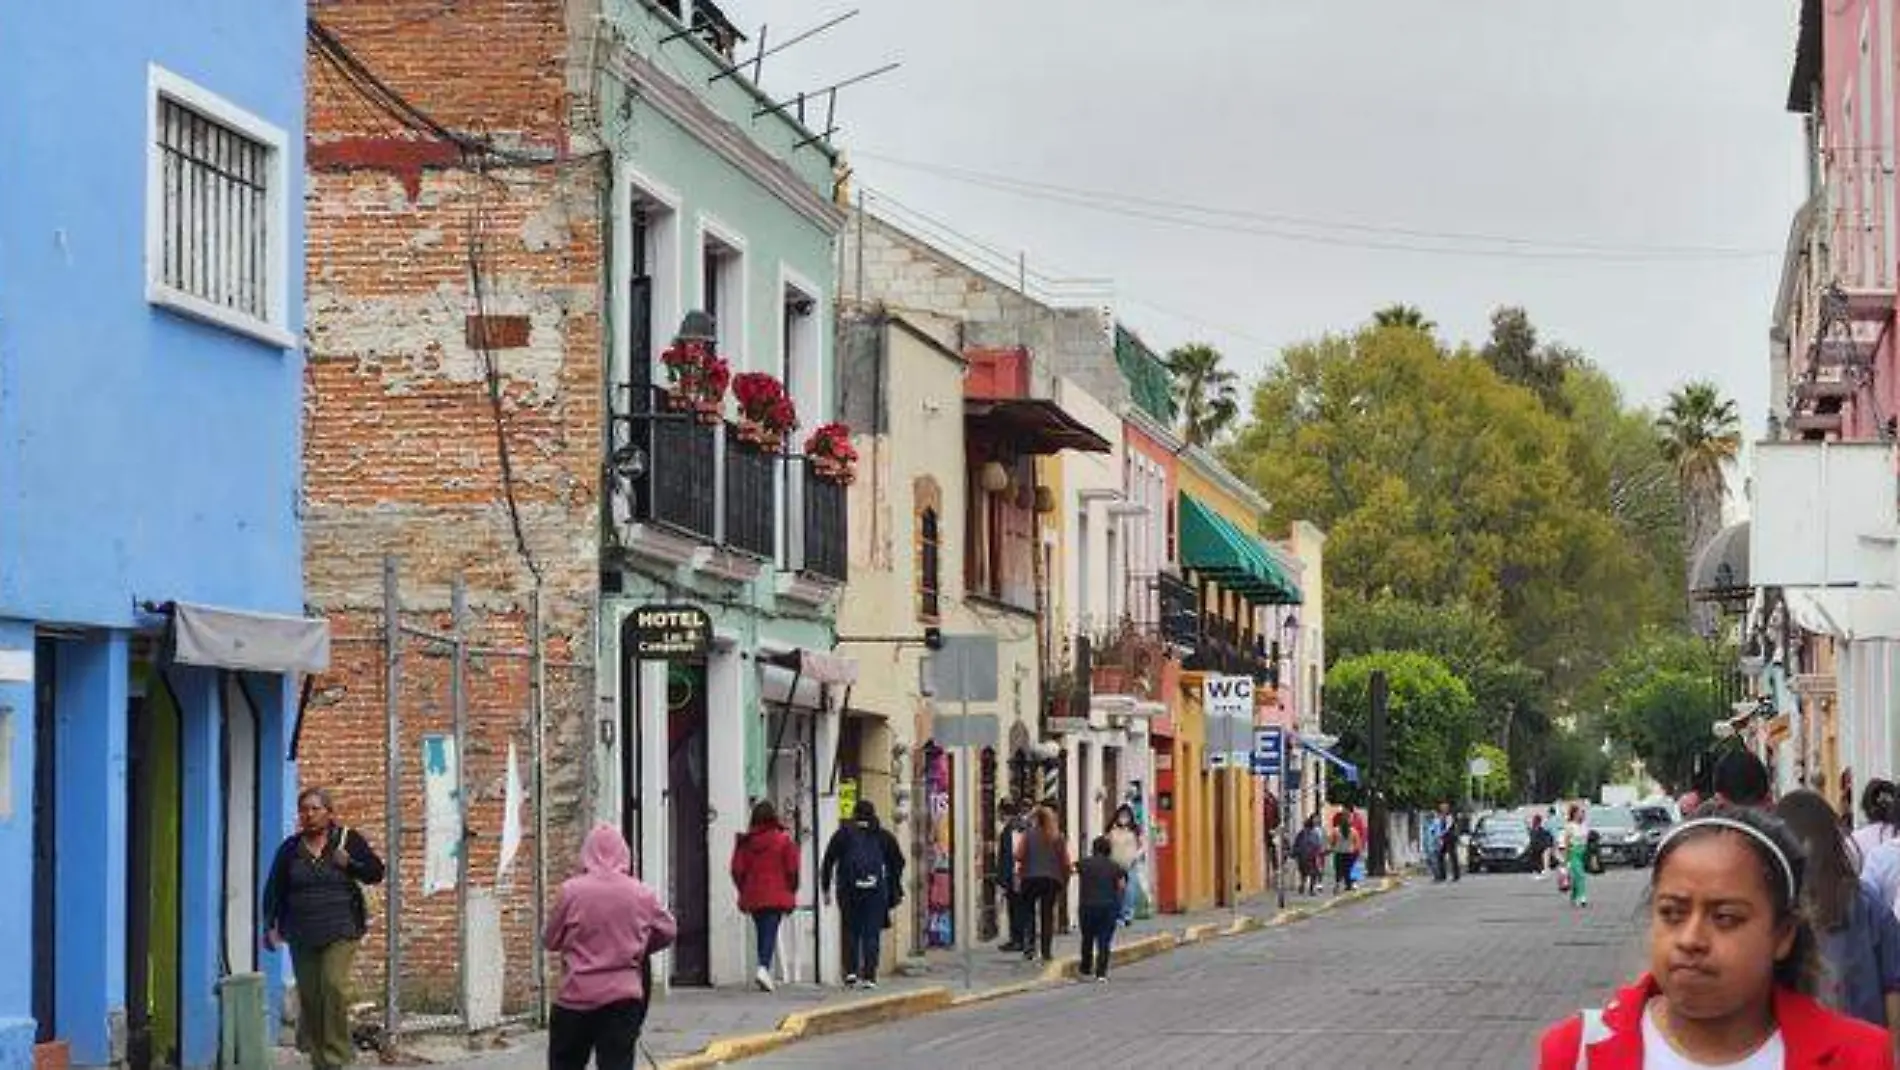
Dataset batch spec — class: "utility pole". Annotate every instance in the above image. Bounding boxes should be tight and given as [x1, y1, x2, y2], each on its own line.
[1367, 670, 1389, 878]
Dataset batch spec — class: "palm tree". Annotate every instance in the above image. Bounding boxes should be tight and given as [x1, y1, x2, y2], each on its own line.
[1657, 381, 1741, 626]
[1373, 304, 1436, 334]
[1165, 343, 1240, 446]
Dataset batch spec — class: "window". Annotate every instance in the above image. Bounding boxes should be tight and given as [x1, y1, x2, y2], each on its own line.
[618, 168, 679, 393]
[700, 226, 744, 358]
[919, 508, 942, 620]
[146, 66, 290, 347]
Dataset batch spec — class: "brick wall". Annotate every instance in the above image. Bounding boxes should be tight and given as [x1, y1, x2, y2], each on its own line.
[303, 0, 602, 1015]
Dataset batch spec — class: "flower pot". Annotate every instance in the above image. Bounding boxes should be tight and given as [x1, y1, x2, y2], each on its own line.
[694, 398, 723, 426]
[664, 390, 693, 413]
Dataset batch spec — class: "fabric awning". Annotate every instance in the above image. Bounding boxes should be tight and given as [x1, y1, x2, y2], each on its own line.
[171, 602, 330, 675]
[1689, 521, 1750, 604]
[1300, 739, 1359, 784]
[964, 399, 1113, 455]
[759, 647, 858, 710]
[1178, 494, 1302, 604]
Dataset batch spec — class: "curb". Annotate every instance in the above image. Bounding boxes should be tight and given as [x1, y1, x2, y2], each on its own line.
[659, 880, 1403, 1067]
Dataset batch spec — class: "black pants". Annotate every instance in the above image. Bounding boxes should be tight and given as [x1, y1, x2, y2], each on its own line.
[1438, 839, 1462, 881]
[549, 999, 647, 1070]
[1003, 886, 1029, 947]
[842, 892, 884, 982]
[1333, 853, 1355, 890]
[1078, 905, 1116, 978]
[1023, 877, 1061, 960]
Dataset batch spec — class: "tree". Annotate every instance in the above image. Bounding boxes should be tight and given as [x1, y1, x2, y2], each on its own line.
[1586, 629, 1729, 793]
[1562, 366, 1685, 623]
[1481, 306, 1574, 413]
[1372, 304, 1436, 334]
[1323, 651, 1480, 810]
[1657, 381, 1741, 628]
[1165, 342, 1240, 446]
[1327, 594, 1542, 747]
[1469, 742, 1512, 803]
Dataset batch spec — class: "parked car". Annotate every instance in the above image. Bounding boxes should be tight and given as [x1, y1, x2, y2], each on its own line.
[1589, 805, 1651, 868]
[1467, 812, 1537, 873]
[1632, 803, 1675, 852]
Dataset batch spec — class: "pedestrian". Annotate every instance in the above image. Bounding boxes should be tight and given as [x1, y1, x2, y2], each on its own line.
[1561, 803, 1591, 908]
[1534, 804, 1892, 1069]
[1261, 791, 1282, 887]
[1294, 814, 1325, 896]
[1545, 804, 1564, 874]
[1776, 789, 1900, 1030]
[262, 788, 385, 1070]
[1329, 810, 1360, 893]
[542, 824, 676, 1070]
[1529, 814, 1555, 882]
[1713, 749, 1772, 810]
[1434, 801, 1462, 883]
[1423, 808, 1445, 882]
[730, 800, 799, 992]
[821, 800, 899, 989]
[996, 800, 1030, 951]
[1107, 804, 1143, 926]
[1851, 778, 1899, 861]
[1015, 804, 1072, 962]
[1075, 835, 1125, 983]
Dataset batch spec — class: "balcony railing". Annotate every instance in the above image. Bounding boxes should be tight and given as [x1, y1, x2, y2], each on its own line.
[724, 428, 777, 560]
[614, 384, 718, 542]
[797, 464, 848, 583]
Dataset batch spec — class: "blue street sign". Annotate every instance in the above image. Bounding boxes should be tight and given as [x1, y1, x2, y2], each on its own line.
[1251, 726, 1284, 777]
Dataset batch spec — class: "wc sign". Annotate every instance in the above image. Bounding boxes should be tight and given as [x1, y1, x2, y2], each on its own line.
[1202, 675, 1255, 768]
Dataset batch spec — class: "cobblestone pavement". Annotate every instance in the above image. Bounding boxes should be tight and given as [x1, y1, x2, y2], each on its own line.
[741, 868, 1650, 1069]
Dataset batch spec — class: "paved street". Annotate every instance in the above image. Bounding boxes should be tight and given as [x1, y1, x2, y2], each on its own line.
[741, 868, 1649, 1069]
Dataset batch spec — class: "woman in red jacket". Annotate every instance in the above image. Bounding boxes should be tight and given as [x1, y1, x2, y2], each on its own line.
[1537, 803, 1894, 1070]
[731, 800, 800, 992]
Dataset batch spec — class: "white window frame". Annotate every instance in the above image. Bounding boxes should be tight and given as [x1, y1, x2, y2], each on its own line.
[145, 64, 294, 348]
[696, 214, 748, 368]
[776, 266, 822, 567]
[611, 162, 683, 389]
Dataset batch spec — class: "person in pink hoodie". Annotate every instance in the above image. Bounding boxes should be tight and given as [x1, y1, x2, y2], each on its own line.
[543, 824, 677, 1070]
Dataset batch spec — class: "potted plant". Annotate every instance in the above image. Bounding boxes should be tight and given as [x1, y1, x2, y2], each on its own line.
[804, 422, 858, 484]
[660, 339, 730, 423]
[732, 372, 798, 451]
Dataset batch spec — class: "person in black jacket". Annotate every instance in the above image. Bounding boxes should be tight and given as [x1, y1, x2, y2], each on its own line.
[821, 801, 906, 989]
[995, 800, 1029, 951]
[263, 788, 385, 1070]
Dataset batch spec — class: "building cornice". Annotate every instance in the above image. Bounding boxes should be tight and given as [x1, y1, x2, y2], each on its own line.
[601, 46, 847, 235]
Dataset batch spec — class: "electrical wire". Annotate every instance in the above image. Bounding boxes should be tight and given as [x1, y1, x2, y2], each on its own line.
[855, 150, 1782, 263]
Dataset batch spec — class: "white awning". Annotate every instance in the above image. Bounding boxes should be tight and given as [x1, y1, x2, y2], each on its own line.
[758, 647, 858, 710]
[1784, 589, 1900, 640]
[171, 602, 331, 675]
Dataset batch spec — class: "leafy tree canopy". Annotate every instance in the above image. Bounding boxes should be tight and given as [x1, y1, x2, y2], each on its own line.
[1323, 651, 1480, 810]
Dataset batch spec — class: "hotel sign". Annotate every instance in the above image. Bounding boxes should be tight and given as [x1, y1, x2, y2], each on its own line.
[626, 605, 712, 661]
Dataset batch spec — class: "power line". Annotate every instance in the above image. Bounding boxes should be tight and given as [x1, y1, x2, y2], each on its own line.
[856, 150, 1782, 263]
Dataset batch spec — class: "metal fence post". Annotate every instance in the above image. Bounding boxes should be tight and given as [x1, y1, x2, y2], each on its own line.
[451, 576, 470, 1033]
[382, 556, 403, 1041]
[529, 585, 549, 1025]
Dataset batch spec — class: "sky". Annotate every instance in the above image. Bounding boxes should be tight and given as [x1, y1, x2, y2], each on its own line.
[733, 0, 1809, 433]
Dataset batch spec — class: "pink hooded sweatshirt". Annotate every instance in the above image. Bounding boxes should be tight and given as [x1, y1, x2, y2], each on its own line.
[543, 824, 677, 1010]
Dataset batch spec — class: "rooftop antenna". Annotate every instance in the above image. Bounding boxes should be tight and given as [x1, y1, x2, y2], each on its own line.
[791, 89, 841, 151]
[709, 10, 861, 86]
[754, 61, 899, 121]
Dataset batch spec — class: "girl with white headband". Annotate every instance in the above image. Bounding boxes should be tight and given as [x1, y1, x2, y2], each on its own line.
[1536, 803, 1893, 1069]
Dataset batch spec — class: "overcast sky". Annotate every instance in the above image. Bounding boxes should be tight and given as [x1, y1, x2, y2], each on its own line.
[738, 1, 1806, 432]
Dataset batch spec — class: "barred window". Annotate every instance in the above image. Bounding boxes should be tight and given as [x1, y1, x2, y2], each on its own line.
[147, 67, 289, 346]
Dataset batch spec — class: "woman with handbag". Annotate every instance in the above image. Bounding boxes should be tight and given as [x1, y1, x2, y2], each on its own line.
[262, 788, 386, 1070]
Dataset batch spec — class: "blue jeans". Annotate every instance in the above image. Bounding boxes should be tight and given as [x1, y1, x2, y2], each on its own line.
[752, 910, 784, 971]
[1118, 867, 1138, 923]
[1079, 905, 1117, 978]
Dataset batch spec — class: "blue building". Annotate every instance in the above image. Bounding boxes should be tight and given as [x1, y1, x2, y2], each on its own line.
[0, 3, 320, 1068]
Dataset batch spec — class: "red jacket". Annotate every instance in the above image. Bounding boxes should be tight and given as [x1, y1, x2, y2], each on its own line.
[731, 822, 799, 914]
[1537, 974, 1894, 1070]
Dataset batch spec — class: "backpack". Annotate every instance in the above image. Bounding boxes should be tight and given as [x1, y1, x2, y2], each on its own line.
[838, 826, 884, 893]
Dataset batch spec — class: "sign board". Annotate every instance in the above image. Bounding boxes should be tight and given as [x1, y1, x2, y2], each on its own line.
[1751, 441, 1899, 589]
[1468, 756, 1492, 778]
[1046, 716, 1089, 735]
[1252, 726, 1284, 777]
[926, 635, 1000, 703]
[626, 604, 711, 661]
[931, 713, 1000, 749]
[1203, 675, 1255, 764]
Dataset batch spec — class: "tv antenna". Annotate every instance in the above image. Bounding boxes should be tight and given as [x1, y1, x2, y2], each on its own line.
[708, 10, 861, 87]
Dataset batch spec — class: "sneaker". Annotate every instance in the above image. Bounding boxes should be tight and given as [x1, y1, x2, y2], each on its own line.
[1094, 975, 1108, 984]
[861, 979, 878, 990]
[845, 974, 859, 988]
[755, 966, 775, 992]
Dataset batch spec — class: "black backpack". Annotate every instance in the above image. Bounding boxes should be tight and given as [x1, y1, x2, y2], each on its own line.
[838, 826, 884, 893]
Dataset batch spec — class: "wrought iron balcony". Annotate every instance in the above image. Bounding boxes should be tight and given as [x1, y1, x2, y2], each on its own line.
[723, 427, 777, 560]
[611, 384, 717, 543]
[798, 464, 847, 583]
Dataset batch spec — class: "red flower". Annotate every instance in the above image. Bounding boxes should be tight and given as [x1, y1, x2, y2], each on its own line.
[805, 421, 856, 463]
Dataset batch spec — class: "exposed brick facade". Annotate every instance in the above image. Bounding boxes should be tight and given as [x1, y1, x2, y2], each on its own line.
[303, 0, 602, 1014]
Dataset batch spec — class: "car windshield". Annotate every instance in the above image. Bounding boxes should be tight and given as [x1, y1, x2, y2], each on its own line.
[1480, 817, 1528, 841]
[1632, 807, 1671, 829]
[1589, 807, 1632, 829]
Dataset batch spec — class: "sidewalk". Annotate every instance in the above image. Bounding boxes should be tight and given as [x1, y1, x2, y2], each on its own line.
[373, 878, 1396, 1070]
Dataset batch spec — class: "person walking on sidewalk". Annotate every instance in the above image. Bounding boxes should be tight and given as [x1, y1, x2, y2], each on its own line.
[1329, 810, 1361, 893]
[822, 800, 902, 989]
[996, 799, 1030, 951]
[1107, 804, 1143, 926]
[262, 788, 385, 1070]
[1562, 803, 1591, 908]
[543, 824, 677, 1070]
[1016, 804, 1072, 962]
[1776, 789, 1900, 1030]
[1433, 802, 1462, 883]
[1294, 815, 1325, 896]
[730, 800, 799, 993]
[1076, 836, 1126, 983]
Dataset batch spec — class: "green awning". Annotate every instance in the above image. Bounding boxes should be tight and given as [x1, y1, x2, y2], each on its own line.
[1178, 494, 1302, 604]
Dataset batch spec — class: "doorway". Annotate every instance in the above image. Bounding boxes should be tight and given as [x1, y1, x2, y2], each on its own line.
[126, 664, 182, 1070]
[665, 664, 711, 986]
[31, 639, 57, 1045]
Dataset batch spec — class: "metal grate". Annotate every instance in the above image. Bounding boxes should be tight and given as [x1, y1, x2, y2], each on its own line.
[157, 96, 271, 320]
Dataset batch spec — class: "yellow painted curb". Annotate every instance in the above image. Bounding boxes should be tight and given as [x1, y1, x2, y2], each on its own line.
[1180, 922, 1221, 944]
[1038, 931, 1178, 982]
[782, 986, 955, 1039]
